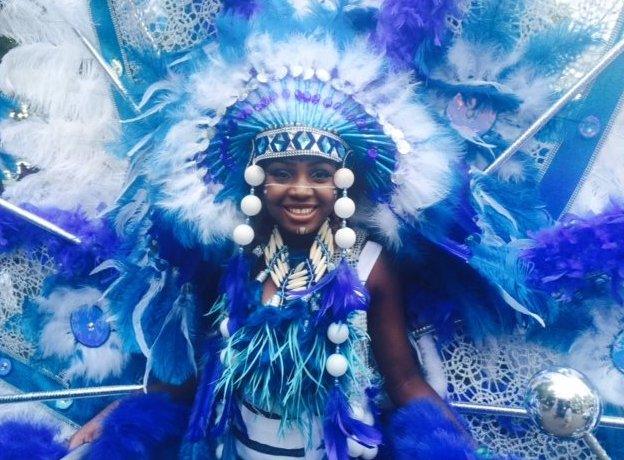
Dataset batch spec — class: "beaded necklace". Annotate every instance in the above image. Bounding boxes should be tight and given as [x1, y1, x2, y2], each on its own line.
[255, 220, 334, 307]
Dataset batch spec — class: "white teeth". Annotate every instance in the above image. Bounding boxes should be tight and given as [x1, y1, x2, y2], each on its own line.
[287, 208, 314, 215]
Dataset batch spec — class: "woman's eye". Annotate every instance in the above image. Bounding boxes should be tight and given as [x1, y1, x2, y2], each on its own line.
[269, 169, 291, 181]
[311, 169, 332, 182]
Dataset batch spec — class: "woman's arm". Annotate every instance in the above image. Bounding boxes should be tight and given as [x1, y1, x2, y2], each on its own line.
[366, 250, 442, 406]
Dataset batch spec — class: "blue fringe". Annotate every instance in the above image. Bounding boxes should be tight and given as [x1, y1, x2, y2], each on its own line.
[0, 419, 68, 459]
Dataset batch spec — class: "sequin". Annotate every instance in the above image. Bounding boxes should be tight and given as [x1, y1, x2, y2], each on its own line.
[70, 305, 111, 348]
[578, 115, 601, 139]
[0, 358, 11, 376]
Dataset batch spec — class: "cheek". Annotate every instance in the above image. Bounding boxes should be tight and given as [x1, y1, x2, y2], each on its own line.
[316, 190, 337, 215]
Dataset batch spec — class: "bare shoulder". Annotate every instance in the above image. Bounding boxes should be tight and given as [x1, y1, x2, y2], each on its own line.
[366, 247, 399, 296]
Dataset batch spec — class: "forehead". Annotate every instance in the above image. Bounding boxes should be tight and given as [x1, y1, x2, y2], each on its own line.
[263, 157, 337, 168]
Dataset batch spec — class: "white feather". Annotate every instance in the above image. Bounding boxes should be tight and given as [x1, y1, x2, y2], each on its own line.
[0, 0, 127, 216]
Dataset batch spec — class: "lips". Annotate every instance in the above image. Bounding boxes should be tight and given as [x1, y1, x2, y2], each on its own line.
[283, 205, 317, 220]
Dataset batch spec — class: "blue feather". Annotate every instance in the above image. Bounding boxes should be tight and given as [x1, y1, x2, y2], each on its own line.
[323, 386, 382, 460]
[186, 339, 224, 442]
[147, 283, 197, 385]
[221, 251, 253, 334]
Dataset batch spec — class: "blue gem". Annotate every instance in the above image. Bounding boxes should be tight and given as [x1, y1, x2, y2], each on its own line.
[318, 135, 334, 154]
[70, 305, 111, 348]
[611, 330, 624, 374]
[292, 131, 314, 150]
[0, 358, 11, 376]
[270, 132, 290, 152]
[255, 136, 269, 155]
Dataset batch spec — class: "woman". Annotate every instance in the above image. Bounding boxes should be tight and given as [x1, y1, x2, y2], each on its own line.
[69, 6, 474, 458]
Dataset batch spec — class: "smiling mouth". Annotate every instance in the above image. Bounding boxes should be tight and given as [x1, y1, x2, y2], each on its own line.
[283, 206, 317, 218]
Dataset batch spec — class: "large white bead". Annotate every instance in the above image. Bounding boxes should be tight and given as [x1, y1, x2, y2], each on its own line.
[333, 168, 355, 189]
[241, 194, 262, 216]
[244, 165, 265, 186]
[335, 227, 356, 249]
[334, 197, 355, 219]
[233, 224, 255, 246]
[215, 443, 224, 459]
[326, 353, 348, 377]
[327, 322, 349, 344]
[361, 446, 379, 459]
[219, 318, 230, 338]
[219, 348, 228, 364]
[347, 438, 364, 458]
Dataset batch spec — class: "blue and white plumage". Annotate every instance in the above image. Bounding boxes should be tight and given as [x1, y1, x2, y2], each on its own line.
[38, 286, 127, 383]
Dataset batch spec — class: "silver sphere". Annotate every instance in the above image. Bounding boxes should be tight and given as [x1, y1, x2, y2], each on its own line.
[525, 367, 601, 439]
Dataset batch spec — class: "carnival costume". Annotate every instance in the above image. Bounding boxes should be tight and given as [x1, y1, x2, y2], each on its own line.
[0, 1, 623, 459]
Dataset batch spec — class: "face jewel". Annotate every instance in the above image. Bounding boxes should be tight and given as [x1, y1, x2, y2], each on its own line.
[292, 131, 315, 150]
[318, 135, 334, 154]
[270, 132, 290, 152]
[255, 136, 269, 155]
[70, 304, 111, 348]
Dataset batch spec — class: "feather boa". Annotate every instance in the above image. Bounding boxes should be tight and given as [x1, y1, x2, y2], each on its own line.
[87, 393, 189, 460]
[0, 419, 68, 459]
[522, 203, 624, 303]
[0, 205, 119, 279]
[387, 398, 481, 460]
[374, 0, 463, 71]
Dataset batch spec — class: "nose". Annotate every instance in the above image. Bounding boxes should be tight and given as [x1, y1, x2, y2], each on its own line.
[287, 175, 315, 200]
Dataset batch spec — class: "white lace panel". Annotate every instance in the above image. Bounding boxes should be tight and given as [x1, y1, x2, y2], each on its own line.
[109, 0, 222, 54]
[0, 248, 55, 361]
[438, 331, 600, 459]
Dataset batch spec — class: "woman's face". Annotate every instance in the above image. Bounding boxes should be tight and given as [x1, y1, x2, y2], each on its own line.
[262, 158, 337, 236]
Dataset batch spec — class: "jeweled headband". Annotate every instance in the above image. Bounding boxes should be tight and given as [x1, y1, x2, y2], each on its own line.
[252, 126, 351, 164]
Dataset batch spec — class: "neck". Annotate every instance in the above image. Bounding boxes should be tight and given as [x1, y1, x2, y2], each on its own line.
[279, 227, 317, 250]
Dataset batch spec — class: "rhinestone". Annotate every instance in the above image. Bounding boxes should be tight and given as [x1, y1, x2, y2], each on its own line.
[270, 132, 290, 152]
[256, 72, 268, 83]
[292, 131, 315, 150]
[55, 399, 73, 410]
[255, 136, 269, 155]
[318, 135, 334, 154]
[0, 358, 11, 376]
[578, 115, 601, 139]
[335, 142, 347, 157]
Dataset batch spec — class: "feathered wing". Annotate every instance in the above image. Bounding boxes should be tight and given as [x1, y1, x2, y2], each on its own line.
[0, 0, 127, 216]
